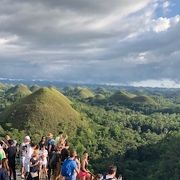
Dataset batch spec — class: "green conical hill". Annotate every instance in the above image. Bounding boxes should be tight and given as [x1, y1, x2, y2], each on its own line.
[109, 91, 156, 105]
[75, 87, 95, 99]
[0, 87, 81, 137]
[132, 95, 156, 104]
[109, 91, 135, 102]
[6, 84, 31, 97]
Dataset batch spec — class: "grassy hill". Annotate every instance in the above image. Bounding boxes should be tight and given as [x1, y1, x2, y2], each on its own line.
[109, 91, 156, 105]
[0, 87, 83, 138]
[79, 88, 94, 98]
[74, 87, 95, 99]
[0, 83, 13, 92]
[132, 95, 156, 104]
[6, 84, 31, 98]
[95, 87, 111, 96]
[109, 91, 135, 103]
[64, 86, 95, 99]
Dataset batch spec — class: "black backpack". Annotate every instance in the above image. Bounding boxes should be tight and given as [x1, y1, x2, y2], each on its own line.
[49, 152, 61, 169]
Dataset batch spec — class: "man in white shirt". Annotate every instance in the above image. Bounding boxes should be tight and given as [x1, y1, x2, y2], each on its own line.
[20, 136, 31, 179]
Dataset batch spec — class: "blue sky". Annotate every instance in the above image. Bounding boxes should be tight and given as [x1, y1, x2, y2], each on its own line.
[156, 0, 180, 17]
[0, 0, 180, 87]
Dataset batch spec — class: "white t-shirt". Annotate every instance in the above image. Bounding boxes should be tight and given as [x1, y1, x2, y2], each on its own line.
[20, 142, 30, 157]
[25, 146, 33, 159]
[39, 149, 48, 160]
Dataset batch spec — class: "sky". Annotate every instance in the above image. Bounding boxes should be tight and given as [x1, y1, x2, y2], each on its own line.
[0, 0, 180, 87]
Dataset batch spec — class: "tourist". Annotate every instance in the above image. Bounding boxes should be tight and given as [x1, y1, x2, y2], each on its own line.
[55, 131, 63, 145]
[3, 135, 11, 149]
[60, 141, 70, 164]
[39, 144, 48, 178]
[55, 131, 68, 146]
[39, 136, 46, 149]
[7, 139, 17, 180]
[61, 149, 80, 180]
[102, 166, 119, 180]
[47, 133, 55, 179]
[0, 142, 6, 161]
[27, 151, 40, 180]
[94, 174, 102, 180]
[20, 135, 31, 179]
[2, 158, 10, 179]
[0, 160, 8, 180]
[78, 151, 92, 180]
[51, 145, 62, 180]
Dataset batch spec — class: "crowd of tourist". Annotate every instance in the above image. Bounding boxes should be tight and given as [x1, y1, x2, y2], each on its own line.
[0, 132, 122, 180]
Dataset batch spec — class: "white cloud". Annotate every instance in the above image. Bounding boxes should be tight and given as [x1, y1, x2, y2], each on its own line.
[130, 79, 180, 88]
[0, 35, 18, 45]
[152, 17, 171, 32]
[151, 15, 180, 33]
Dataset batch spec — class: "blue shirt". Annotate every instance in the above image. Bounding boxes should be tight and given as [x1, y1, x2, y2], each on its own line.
[48, 139, 55, 146]
[65, 159, 77, 180]
[47, 138, 55, 152]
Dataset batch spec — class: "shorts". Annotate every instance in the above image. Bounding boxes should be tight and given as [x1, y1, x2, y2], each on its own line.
[24, 158, 31, 173]
[78, 170, 88, 177]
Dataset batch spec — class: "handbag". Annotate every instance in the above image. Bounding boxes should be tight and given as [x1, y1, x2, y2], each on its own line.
[30, 172, 39, 178]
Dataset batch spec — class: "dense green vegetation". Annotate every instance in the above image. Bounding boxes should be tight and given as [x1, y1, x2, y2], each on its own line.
[0, 83, 180, 180]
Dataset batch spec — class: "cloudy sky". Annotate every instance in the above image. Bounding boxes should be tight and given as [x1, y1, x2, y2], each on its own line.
[0, 0, 180, 87]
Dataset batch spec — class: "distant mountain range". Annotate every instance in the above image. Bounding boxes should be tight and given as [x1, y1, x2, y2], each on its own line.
[1, 78, 180, 90]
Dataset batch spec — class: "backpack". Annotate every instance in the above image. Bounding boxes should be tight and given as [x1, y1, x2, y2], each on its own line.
[103, 174, 116, 180]
[49, 152, 60, 169]
[61, 159, 73, 177]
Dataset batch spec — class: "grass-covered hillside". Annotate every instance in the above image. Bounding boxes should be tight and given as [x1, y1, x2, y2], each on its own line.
[5, 84, 32, 103]
[0, 87, 84, 138]
[64, 86, 95, 99]
[109, 91, 156, 105]
[6, 84, 31, 96]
